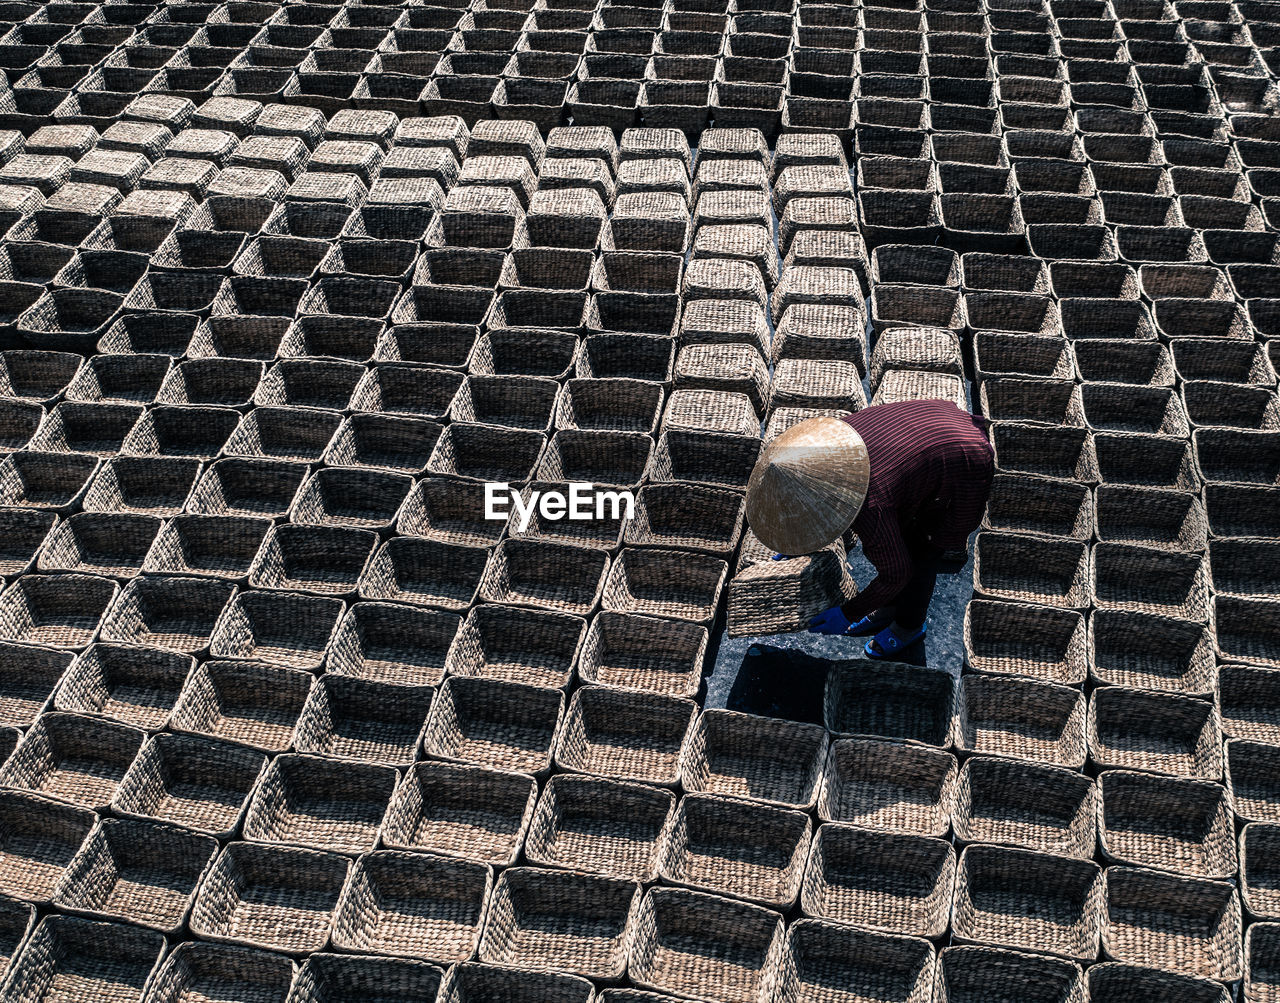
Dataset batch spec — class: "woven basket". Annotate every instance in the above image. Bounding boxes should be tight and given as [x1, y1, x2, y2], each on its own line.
[0, 572, 119, 650]
[1089, 608, 1216, 697]
[54, 642, 191, 732]
[630, 886, 785, 1002]
[350, 365, 465, 421]
[294, 675, 433, 768]
[972, 532, 1091, 610]
[952, 844, 1103, 961]
[1228, 736, 1280, 827]
[660, 792, 810, 910]
[155, 358, 264, 411]
[1243, 823, 1280, 923]
[575, 333, 676, 384]
[477, 539, 610, 617]
[526, 774, 674, 881]
[0, 452, 100, 515]
[290, 469, 413, 534]
[680, 709, 826, 811]
[1092, 544, 1210, 622]
[1101, 866, 1242, 981]
[556, 685, 698, 787]
[0, 511, 55, 584]
[871, 369, 966, 409]
[469, 329, 576, 380]
[426, 423, 547, 485]
[563, 573, 699, 674]
[954, 756, 1097, 859]
[1249, 924, 1280, 1003]
[184, 459, 303, 521]
[979, 377, 1084, 428]
[1100, 769, 1236, 878]
[254, 360, 363, 412]
[121, 405, 241, 462]
[440, 962, 595, 1003]
[974, 332, 1076, 383]
[382, 760, 536, 867]
[65, 355, 170, 407]
[650, 428, 762, 491]
[170, 658, 312, 753]
[1222, 663, 1280, 746]
[726, 550, 856, 637]
[0, 914, 165, 1002]
[0, 642, 69, 729]
[954, 675, 1087, 768]
[678, 299, 768, 361]
[602, 548, 727, 626]
[1094, 485, 1208, 553]
[536, 430, 654, 490]
[99, 575, 235, 655]
[424, 676, 564, 777]
[1211, 538, 1280, 599]
[111, 731, 265, 838]
[52, 816, 217, 934]
[0, 789, 95, 905]
[823, 660, 954, 747]
[801, 823, 955, 939]
[818, 737, 956, 838]
[553, 378, 663, 435]
[30, 401, 144, 457]
[1088, 962, 1231, 1003]
[0, 401, 43, 456]
[210, 591, 342, 671]
[776, 919, 934, 1003]
[35, 513, 160, 580]
[963, 599, 1087, 685]
[933, 946, 1086, 1003]
[359, 537, 488, 611]
[981, 474, 1093, 540]
[1089, 686, 1224, 780]
[1094, 432, 1199, 492]
[142, 513, 268, 582]
[242, 753, 396, 856]
[771, 303, 866, 371]
[326, 601, 456, 688]
[0, 711, 143, 811]
[479, 866, 640, 980]
[143, 942, 298, 1003]
[190, 841, 349, 955]
[331, 849, 491, 963]
[871, 244, 959, 287]
[989, 422, 1098, 483]
[325, 415, 441, 476]
[622, 482, 744, 557]
[0, 897, 32, 985]
[249, 525, 378, 597]
[395, 478, 502, 550]
[445, 604, 582, 689]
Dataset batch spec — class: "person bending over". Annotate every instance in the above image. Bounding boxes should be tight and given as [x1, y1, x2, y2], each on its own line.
[745, 399, 994, 659]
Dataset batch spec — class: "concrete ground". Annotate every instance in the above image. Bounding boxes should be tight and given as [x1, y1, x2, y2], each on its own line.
[704, 535, 974, 725]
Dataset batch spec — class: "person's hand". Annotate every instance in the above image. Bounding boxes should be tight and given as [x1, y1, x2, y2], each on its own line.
[808, 606, 853, 635]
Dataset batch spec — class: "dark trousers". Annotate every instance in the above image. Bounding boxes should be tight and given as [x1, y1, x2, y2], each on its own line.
[895, 536, 944, 632]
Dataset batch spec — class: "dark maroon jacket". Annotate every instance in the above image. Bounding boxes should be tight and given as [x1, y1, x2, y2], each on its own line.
[838, 399, 994, 621]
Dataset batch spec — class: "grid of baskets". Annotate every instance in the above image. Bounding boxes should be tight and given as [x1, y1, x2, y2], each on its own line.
[0, 0, 1277, 994]
[2, 0, 1280, 141]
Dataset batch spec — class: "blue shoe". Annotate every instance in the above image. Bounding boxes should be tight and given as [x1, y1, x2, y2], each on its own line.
[865, 624, 927, 659]
[847, 611, 895, 637]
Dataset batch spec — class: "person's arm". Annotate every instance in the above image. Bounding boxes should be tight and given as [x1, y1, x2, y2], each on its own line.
[839, 510, 914, 622]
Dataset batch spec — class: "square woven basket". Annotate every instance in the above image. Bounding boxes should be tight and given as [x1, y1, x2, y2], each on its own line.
[819, 738, 957, 838]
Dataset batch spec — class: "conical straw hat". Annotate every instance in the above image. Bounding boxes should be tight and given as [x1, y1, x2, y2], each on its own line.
[745, 416, 870, 556]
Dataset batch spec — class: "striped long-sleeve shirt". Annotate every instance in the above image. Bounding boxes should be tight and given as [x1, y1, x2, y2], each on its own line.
[838, 399, 994, 622]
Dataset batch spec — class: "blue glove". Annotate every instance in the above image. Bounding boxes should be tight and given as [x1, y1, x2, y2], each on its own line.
[808, 606, 853, 635]
[771, 553, 794, 561]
